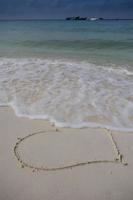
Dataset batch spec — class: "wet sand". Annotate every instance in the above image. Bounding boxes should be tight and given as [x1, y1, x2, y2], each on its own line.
[0, 107, 133, 200]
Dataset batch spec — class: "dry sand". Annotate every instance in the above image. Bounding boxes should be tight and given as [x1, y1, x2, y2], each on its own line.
[0, 107, 133, 200]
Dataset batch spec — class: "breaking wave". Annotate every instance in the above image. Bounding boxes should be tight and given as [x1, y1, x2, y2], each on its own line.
[0, 58, 133, 132]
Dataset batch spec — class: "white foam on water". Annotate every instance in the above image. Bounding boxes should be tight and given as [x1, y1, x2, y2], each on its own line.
[0, 57, 133, 132]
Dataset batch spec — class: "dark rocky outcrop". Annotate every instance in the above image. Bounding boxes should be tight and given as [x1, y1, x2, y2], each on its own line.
[66, 16, 103, 21]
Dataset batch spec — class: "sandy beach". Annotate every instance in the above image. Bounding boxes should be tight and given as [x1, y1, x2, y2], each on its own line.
[0, 106, 133, 200]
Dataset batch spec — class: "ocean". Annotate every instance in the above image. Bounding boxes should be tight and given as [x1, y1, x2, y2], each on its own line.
[0, 19, 133, 131]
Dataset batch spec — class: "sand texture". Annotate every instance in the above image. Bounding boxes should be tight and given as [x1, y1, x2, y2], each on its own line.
[0, 107, 133, 200]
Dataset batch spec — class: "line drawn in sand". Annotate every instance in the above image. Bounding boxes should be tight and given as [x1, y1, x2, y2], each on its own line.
[13, 129, 128, 172]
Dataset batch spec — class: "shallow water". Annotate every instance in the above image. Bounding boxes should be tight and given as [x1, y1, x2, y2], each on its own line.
[0, 20, 133, 131]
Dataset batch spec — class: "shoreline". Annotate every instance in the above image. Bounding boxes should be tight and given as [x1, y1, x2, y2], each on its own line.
[1, 103, 133, 133]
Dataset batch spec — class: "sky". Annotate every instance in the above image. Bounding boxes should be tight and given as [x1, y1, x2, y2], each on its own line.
[0, 0, 133, 19]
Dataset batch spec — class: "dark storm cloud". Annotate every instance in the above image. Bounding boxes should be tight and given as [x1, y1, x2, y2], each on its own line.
[0, 0, 133, 19]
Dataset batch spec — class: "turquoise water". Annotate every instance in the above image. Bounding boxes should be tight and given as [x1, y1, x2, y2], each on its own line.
[0, 20, 133, 131]
[0, 20, 133, 65]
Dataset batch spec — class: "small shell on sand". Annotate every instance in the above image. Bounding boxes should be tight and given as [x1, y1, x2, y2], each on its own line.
[123, 162, 128, 166]
[115, 158, 119, 161]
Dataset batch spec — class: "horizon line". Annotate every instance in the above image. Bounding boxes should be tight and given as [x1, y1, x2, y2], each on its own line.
[0, 18, 133, 21]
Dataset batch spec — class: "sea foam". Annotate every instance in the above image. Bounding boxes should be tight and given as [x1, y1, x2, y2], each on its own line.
[0, 58, 133, 132]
